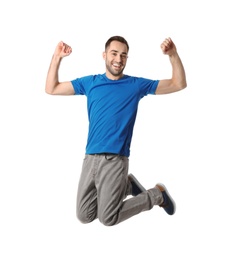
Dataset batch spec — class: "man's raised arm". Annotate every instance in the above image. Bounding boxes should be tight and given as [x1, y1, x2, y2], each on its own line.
[45, 41, 74, 95]
[156, 38, 187, 95]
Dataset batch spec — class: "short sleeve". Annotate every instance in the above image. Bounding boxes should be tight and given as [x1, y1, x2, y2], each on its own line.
[71, 75, 95, 95]
[138, 78, 159, 98]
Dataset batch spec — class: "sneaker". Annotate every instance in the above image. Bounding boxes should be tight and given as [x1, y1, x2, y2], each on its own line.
[156, 183, 176, 215]
[128, 174, 146, 196]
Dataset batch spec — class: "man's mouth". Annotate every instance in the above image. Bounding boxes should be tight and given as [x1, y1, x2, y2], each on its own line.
[112, 63, 122, 69]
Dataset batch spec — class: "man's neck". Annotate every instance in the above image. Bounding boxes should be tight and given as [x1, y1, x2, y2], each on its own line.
[105, 72, 124, 81]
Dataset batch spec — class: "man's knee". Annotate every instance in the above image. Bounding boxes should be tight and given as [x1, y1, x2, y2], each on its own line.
[76, 210, 96, 224]
[98, 213, 118, 226]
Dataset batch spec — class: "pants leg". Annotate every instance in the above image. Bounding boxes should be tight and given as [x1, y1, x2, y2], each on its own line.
[95, 154, 129, 226]
[76, 155, 98, 223]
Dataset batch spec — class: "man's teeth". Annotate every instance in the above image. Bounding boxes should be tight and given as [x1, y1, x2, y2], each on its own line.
[113, 63, 121, 67]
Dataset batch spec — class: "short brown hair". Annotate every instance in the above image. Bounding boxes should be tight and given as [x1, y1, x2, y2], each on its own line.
[105, 36, 129, 52]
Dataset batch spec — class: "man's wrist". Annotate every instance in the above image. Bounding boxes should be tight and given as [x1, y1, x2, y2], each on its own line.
[169, 52, 180, 61]
[52, 54, 62, 63]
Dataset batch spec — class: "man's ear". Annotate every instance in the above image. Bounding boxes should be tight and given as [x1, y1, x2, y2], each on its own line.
[102, 51, 106, 60]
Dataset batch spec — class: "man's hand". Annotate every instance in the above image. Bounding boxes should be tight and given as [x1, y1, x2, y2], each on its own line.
[54, 41, 72, 58]
[160, 37, 177, 56]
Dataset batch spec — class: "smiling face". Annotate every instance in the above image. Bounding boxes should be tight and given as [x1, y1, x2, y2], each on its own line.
[103, 40, 128, 80]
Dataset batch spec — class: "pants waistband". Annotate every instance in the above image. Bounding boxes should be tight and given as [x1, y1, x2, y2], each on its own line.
[89, 153, 118, 156]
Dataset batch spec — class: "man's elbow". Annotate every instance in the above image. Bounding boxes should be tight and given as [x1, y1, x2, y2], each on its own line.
[179, 82, 187, 91]
[45, 88, 53, 95]
[45, 84, 56, 95]
[175, 80, 187, 92]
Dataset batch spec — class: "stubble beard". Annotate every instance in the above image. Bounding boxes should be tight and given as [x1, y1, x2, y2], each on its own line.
[106, 63, 125, 77]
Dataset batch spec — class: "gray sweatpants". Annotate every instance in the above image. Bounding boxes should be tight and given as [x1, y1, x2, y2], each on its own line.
[76, 154, 163, 226]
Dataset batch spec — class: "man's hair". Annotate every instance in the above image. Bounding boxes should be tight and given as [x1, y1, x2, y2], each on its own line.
[105, 36, 129, 52]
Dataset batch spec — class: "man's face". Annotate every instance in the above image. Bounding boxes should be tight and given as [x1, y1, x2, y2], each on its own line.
[103, 40, 128, 80]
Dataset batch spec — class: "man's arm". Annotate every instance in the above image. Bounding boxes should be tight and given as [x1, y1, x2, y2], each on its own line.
[45, 41, 75, 95]
[156, 38, 187, 94]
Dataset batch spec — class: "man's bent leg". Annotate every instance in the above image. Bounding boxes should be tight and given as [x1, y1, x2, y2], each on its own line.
[95, 155, 164, 226]
[96, 154, 129, 226]
[76, 155, 98, 223]
[115, 187, 163, 224]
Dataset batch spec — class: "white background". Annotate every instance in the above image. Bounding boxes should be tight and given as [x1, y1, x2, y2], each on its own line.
[1, 0, 234, 259]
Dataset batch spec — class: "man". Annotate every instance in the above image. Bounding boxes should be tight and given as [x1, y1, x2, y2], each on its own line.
[45, 36, 187, 226]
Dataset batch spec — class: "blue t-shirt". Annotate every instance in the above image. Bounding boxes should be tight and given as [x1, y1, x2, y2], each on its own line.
[71, 73, 159, 157]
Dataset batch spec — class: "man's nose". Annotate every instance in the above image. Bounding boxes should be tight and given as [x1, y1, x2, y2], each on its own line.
[115, 54, 122, 62]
